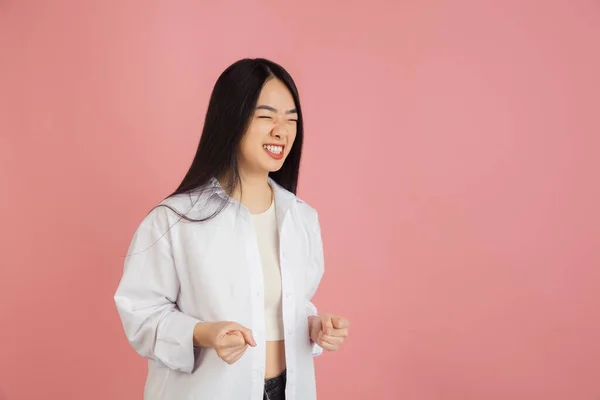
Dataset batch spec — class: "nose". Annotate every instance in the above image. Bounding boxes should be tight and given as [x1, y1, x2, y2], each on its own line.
[270, 121, 287, 139]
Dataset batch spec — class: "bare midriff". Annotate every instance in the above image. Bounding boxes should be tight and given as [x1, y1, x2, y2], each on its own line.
[265, 340, 286, 379]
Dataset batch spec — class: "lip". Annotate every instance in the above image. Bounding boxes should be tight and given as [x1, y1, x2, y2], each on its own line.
[263, 143, 285, 160]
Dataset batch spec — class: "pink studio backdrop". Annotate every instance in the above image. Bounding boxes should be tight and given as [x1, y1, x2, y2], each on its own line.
[1, 1, 599, 399]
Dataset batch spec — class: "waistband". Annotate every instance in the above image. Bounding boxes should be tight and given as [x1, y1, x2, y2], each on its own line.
[264, 369, 287, 391]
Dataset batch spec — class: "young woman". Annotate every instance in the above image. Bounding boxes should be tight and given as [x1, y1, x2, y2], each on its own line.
[114, 58, 349, 400]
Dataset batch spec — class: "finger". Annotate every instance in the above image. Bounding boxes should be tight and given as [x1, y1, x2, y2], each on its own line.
[332, 317, 349, 330]
[238, 326, 257, 347]
[318, 331, 344, 347]
[317, 336, 340, 351]
[220, 339, 248, 360]
[226, 323, 257, 347]
[217, 344, 243, 362]
[222, 331, 246, 348]
[322, 316, 334, 336]
[224, 346, 248, 364]
[328, 327, 349, 338]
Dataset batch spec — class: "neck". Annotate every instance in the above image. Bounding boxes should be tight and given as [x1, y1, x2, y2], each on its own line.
[220, 170, 273, 214]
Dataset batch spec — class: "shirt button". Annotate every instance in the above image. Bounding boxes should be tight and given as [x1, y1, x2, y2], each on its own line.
[256, 291, 260, 298]
[287, 328, 293, 335]
[286, 292, 291, 298]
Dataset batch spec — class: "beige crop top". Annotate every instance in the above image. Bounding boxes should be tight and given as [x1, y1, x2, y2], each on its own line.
[250, 199, 285, 341]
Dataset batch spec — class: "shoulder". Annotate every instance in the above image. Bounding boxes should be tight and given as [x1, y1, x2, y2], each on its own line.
[132, 190, 211, 236]
[155, 184, 223, 221]
[294, 195, 321, 234]
[269, 177, 319, 221]
[295, 196, 317, 217]
[158, 191, 204, 215]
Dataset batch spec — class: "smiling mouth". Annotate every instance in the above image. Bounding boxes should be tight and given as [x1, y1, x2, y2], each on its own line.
[263, 144, 284, 155]
[263, 144, 285, 160]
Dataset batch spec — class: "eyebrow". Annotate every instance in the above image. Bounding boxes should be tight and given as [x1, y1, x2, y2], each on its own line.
[256, 105, 298, 114]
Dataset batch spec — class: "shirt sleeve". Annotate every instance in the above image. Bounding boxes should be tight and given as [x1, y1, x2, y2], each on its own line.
[306, 208, 325, 357]
[114, 207, 203, 373]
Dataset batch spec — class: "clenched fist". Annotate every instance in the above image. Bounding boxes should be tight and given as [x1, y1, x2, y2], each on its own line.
[308, 313, 349, 352]
[194, 321, 257, 365]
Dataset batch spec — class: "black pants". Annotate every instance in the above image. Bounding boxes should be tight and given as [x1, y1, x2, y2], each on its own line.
[263, 370, 286, 400]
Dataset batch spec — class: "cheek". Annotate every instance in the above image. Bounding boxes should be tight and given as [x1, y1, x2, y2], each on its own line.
[238, 137, 251, 160]
[287, 132, 297, 152]
[239, 127, 262, 158]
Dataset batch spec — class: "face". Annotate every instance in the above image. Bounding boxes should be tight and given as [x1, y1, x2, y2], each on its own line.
[238, 78, 298, 176]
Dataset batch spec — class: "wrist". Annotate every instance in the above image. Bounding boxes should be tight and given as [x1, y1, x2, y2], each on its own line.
[193, 322, 214, 348]
[308, 315, 318, 339]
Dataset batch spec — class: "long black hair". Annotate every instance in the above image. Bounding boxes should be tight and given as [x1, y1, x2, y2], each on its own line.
[155, 58, 304, 222]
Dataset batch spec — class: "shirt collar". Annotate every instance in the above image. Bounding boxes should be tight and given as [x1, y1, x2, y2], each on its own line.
[207, 176, 298, 208]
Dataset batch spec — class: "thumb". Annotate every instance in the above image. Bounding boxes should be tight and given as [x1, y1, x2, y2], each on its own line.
[332, 317, 344, 329]
[225, 330, 246, 346]
[322, 316, 334, 335]
[237, 326, 257, 347]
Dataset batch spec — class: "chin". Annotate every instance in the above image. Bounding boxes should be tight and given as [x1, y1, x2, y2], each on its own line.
[267, 165, 284, 173]
[262, 160, 284, 173]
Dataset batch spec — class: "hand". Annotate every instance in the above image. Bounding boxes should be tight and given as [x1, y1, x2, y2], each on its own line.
[194, 321, 257, 365]
[308, 313, 349, 352]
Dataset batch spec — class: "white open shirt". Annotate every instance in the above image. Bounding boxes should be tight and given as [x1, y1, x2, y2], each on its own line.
[114, 177, 324, 400]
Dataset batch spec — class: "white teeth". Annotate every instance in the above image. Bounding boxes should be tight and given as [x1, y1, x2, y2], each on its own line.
[263, 145, 283, 154]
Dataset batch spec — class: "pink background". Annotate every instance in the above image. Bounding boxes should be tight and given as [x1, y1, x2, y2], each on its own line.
[1, 1, 599, 399]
